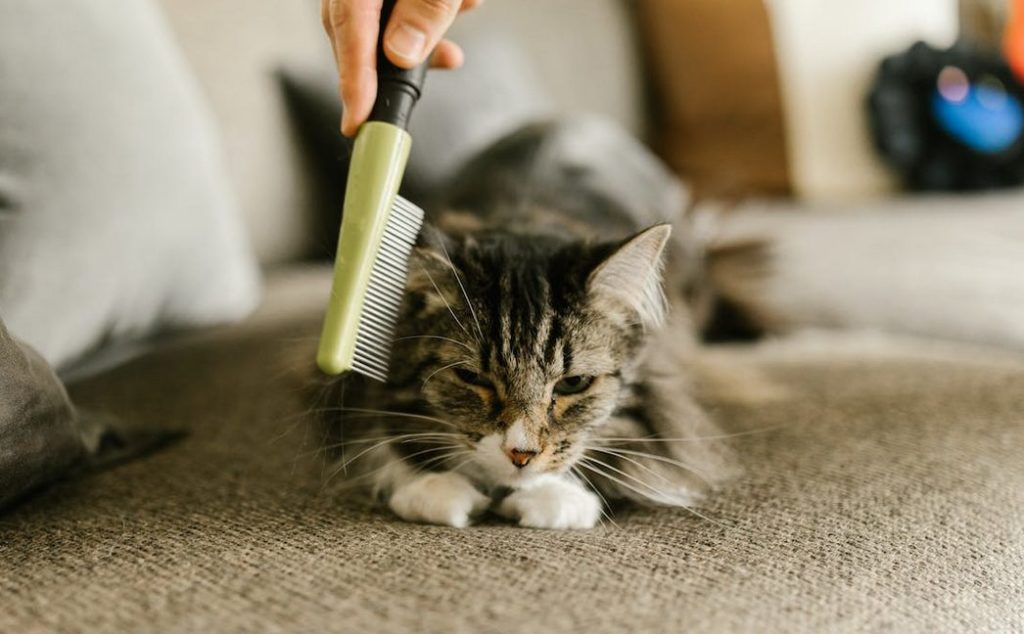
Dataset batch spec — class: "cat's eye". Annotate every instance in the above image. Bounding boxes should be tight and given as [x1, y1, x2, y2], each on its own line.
[553, 375, 594, 395]
[453, 367, 493, 388]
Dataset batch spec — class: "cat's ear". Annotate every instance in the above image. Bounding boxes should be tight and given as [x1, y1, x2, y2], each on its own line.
[406, 229, 463, 313]
[407, 244, 452, 293]
[586, 224, 672, 329]
[408, 226, 457, 280]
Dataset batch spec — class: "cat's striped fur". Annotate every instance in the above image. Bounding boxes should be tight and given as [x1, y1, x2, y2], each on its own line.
[321, 119, 742, 529]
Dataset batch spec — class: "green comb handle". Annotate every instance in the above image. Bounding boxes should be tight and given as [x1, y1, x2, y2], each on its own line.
[317, 122, 412, 375]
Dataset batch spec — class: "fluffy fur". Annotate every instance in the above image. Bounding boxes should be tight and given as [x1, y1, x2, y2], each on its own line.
[319, 119, 744, 529]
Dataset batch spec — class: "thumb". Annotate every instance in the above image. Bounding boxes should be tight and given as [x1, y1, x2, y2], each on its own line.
[383, 0, 462, 68]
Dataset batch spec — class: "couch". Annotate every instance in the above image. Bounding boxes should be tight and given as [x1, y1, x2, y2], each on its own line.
[2, 1, 1022, 632]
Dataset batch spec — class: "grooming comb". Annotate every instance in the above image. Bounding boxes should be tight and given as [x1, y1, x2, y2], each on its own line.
[317, 0, 426, 381]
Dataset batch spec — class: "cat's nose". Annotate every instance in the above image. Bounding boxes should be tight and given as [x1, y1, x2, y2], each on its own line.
[506, 448, 537, 468]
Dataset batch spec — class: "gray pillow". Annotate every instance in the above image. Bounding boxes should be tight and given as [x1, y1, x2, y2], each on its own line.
[0, 316, 176, 512]
[0, 318, 81, 509]
[0, 0, 260, 372]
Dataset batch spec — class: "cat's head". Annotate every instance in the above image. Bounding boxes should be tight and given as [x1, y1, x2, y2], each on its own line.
[388, 224, 671, 487]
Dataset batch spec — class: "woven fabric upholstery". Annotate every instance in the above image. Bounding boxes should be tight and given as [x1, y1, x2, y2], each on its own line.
[2, 268, 1022, 633]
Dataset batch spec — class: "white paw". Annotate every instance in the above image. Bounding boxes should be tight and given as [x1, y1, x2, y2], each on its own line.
[388, 471, 490, 528]
[497, 478, 602, 530]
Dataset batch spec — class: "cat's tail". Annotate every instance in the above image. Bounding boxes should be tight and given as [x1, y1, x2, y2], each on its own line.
[668, 205, 780, 342]
[701, 237, 779, 342]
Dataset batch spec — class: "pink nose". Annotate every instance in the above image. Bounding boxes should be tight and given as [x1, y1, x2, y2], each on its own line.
[506, 448, 537, 468]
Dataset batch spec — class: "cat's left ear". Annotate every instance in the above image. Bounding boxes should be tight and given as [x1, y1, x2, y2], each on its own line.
[405, 228, 466, 315]
[587, 224, 672, 329]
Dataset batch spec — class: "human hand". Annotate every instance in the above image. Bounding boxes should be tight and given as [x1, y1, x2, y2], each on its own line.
[321, 0, 481, 136]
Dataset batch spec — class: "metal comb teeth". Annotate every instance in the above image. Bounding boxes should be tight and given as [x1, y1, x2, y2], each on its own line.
[349, 195, 424, 382]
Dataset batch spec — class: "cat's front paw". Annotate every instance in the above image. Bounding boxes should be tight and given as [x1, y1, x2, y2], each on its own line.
[388, 471, 490, 528]
[497, 478, 602, 530]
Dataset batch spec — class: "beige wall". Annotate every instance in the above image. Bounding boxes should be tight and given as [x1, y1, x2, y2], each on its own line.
[158, 0, 330, 265]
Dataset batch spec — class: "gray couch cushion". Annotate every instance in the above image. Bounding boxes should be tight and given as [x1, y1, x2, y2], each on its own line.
[0, 318, 81, 510]
[0, 315, 176, 512]
[719, 190, 1024, 350]
[0, 0, 260, 372]
[2, 268, 1020, 632]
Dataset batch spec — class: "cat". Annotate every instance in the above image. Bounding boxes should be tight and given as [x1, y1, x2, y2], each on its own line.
[319, 118, 755, 529]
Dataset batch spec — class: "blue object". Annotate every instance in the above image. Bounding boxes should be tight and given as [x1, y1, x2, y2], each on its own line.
[931, 84, 1024, 154]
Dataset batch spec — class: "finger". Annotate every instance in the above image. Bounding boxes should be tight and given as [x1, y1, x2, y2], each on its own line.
[321, 1, 342, 70]
[429, 39, 464, 69]
[325, 0, 383, 136]
[384, 0, 462, 69]
[459, 0, 483, 12]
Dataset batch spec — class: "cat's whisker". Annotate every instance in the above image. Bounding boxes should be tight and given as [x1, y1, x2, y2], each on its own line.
[336, 417, 462, 435]
[258, 347, 321, 384]
[268, 410, 316, 442]
[334, 447, 474, 489]
[324, 433, 474, 485]
[414, 449, 473, 472]
[569, 466, 618, 529]
[584, 446, 715, 488]
[334, 445, 464, 480]
[418, 260, 471, 337]
[393, 335, 473, 351]
[399, 445, 469, 465]
[345, 432, 465, 444]
[594, 426, 782, 445]
[315, 432, 465, 454]
[272, 381, 350, 429]
[321, 406, 461, 429]
[434, 227, 485, 344]
[585, 447, 687, 489]
[334, 434, 444, 474]
[277, 408, 346, 427]
[578, 457, 730, 529]
[319, 432, 468, 456]
[445, 454, 479, 477]
[577, 458, 684, 514]
[326, 459, 395, 490]
[421, 359, 470, 389]
[340, 451, 476, 493]
[578, 456, 678, 503]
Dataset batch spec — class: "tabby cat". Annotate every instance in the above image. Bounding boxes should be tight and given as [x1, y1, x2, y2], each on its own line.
[320, 118, 745, 529]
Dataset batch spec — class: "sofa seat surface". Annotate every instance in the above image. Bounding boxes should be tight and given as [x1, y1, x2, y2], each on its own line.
[2, 266, 1022, 633]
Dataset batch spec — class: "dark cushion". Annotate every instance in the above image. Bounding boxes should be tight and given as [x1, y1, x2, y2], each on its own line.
[0, 318, 82, 510]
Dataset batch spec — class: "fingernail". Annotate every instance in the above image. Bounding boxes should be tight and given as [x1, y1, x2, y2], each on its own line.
[387, 23, 427, 62]
[341, 108, 355, 137]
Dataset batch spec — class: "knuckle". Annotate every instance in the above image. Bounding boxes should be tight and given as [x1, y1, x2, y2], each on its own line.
[409, 0, 459, 20]
[320, 0, 331, 30]
[327, 2, 376, 31]
[323, 0, 347, 31]
[328, 5, 349, 30]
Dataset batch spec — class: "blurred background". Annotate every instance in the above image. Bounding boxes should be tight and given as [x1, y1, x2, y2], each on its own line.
[186, 0, 1020, 355]
[1, 0, 1022, 374]
[3, 4, 1024, 623]
[159, 0, 1022, 255]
